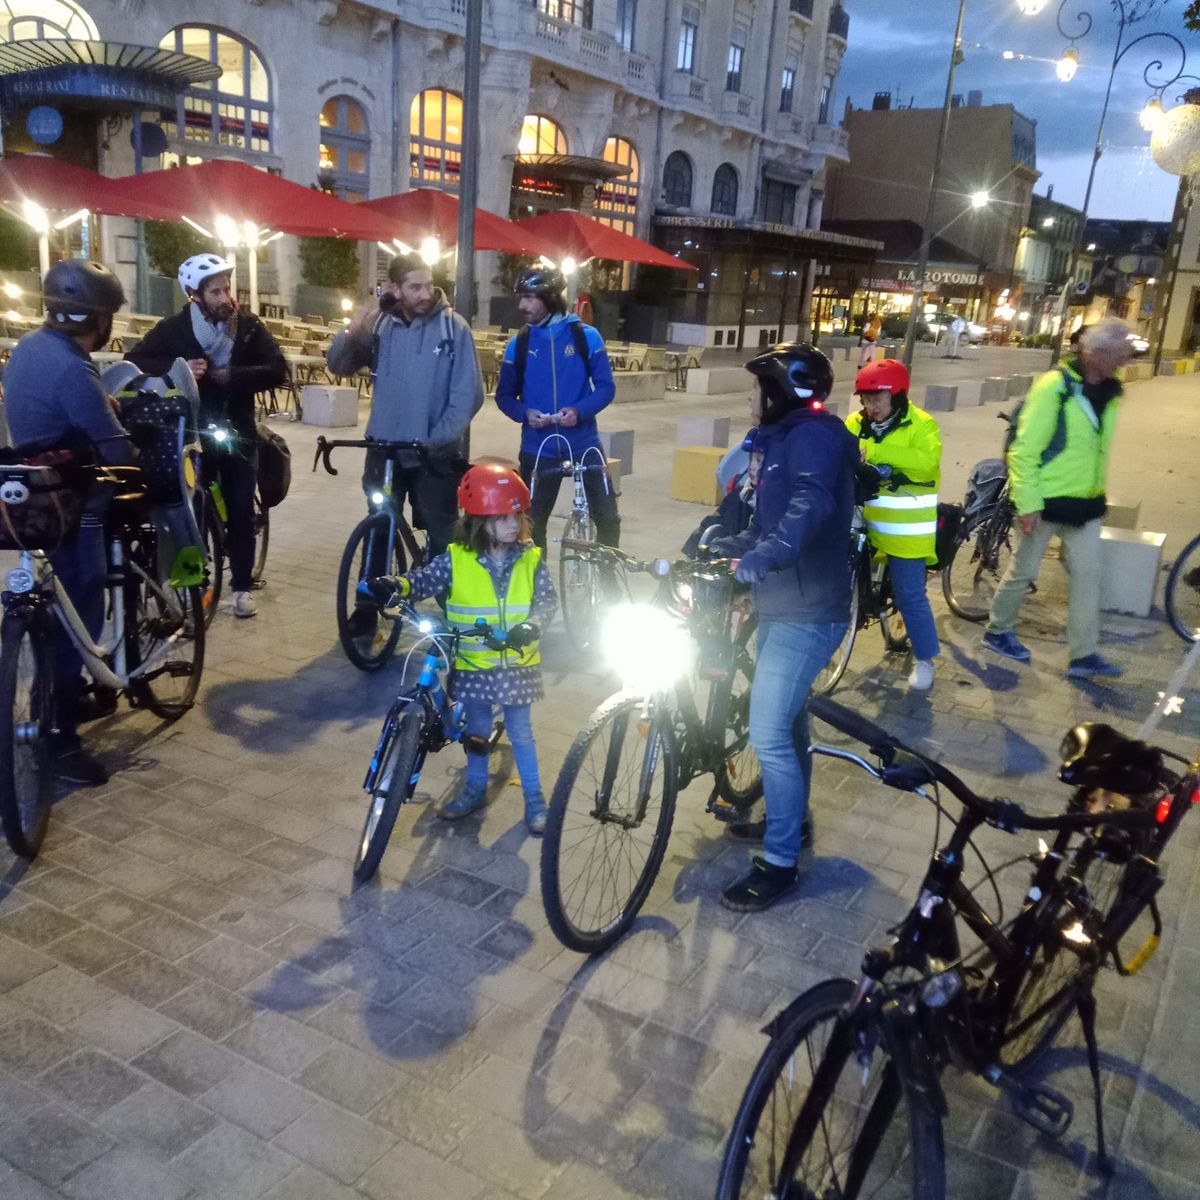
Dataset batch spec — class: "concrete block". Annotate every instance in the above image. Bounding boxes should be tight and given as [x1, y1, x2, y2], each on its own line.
[883, 343, 901, 360]
[1099, 527, 1166, 617]
[671, 445, 726, 505]
[614, 369, 669, 404]
[1157, 358, 1178, 376]
[676, 415, 730, 448]
[1006, 374, 1033, 398]
[955, 379, 987, 407]
[598, 429, 635, 476]
[921, 384, 957, 412]
[685, 366, 749, 395]
[1104, 500, 1140, 530]
[301, 385, 358, 428]
[605, 457, 622, 494]
[982, 377, 1008, 403]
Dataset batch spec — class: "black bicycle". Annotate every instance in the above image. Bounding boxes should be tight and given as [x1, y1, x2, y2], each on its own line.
[716, 694, 1192, 1198]
[313, 437, 427, 671]
[542, 547, 761, 953]
[1164, 529, 1200, 643]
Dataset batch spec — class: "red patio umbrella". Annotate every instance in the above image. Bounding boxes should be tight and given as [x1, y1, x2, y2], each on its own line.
[359, 189, 552, 256]
[514, 209, 697, 271]
[0, 154, 179, 222]
[112, 159, 406, 242]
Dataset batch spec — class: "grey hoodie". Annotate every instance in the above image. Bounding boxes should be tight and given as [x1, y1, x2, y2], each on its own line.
[327, 289, 483, 459]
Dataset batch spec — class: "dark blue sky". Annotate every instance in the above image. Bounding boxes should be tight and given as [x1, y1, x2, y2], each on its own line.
[837, 0, 1199, 219]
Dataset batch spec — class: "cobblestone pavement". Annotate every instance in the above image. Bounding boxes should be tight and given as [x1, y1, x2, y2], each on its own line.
[0, 368, 1197, 1199]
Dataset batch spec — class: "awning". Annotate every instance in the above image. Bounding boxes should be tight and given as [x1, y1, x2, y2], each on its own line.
[505, 154, 630, 185]
[358, 188, 551, 256]
[516, 209, 697, 270]
[112, 159, 403, 241]
[0, 153, 179, 221]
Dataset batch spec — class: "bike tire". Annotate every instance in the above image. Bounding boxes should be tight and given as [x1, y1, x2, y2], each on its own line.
[942, 506, 1015, 622]
[1164, 530, 1200, 643]
[559, 511, 599, 652]
[716, 977, 945, 1200]
[251, 488, 270, 585]
[541, 691, 677, 954]
[0, 610, 55, 859]
[353, 703, 425, 884]
[879, 568, 911, 654]
[337, 512, 407, 672]
[714, 608, 762, 808]
[199, 492, 224, 630]
[814, 559, 861, 695]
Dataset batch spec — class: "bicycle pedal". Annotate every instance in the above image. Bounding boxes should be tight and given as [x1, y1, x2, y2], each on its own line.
[706, 794, 740, 823]
[1004, 1078, 1074, 1138]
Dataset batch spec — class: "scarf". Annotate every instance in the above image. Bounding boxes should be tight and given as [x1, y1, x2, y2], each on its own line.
[190, 302, 235, 371]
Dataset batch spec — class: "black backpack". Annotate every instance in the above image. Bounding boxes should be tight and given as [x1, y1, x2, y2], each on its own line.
[512, 321, 593, 399]
[256, 423, 292, 508]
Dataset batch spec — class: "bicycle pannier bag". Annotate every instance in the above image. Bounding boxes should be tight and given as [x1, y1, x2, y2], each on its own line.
[256, 423, 291, 508]
[0, 453, 86, 552]
[931, 502, 963, 571]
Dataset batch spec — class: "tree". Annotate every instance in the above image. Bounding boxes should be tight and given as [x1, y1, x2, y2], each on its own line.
[1187, 0, 1199, 29]
[298, 236, 360, 288]
[143, 220, 210, 278]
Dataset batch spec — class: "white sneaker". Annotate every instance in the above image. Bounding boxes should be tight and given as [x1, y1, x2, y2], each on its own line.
[908, 659, 935, 691]
[232, 590, 258, 619]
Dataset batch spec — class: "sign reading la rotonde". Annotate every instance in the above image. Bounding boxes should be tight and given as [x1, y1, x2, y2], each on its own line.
[895, 266, 983, 287]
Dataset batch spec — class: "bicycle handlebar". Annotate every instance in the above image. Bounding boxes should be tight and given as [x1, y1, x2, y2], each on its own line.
[808, 694, 1160, 836]
[312, 436, 428, 477]
[536, 460, 610, 479]
[559, 538, 672, 577]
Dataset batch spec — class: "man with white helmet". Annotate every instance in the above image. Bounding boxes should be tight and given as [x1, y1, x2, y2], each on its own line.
[126, 253, 286, 618]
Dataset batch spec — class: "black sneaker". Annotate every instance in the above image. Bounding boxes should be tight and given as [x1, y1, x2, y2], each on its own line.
[725, 813, 814, 847]
[719, 856, 799, 912]
[55, 747, 109, 787]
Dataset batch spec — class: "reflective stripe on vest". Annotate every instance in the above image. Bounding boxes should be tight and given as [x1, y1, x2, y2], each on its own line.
[445, 544, 541, 671]
[862, 491, 939, 559]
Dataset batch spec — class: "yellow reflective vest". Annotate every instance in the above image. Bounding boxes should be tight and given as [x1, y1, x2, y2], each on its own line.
[845, 403, 943, 563]
[445, 544, 541, 670]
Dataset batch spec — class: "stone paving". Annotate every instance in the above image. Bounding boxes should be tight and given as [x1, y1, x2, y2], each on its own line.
[0, 362, 1198, 1199]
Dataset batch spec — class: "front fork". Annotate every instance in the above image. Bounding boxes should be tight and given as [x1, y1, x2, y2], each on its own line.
[591, 696, 663, 829]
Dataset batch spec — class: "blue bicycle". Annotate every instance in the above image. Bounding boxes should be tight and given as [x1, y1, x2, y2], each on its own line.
[351, 592, 535, 882]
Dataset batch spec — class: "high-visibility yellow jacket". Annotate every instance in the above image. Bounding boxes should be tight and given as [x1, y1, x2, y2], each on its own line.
[846, 402, 942, 563]
[445, 544, 541, 670]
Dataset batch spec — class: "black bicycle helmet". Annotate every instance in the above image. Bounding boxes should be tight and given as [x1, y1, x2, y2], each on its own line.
[43, 260, 126, 318]
[745, 342, 834, 425]
[514, 265, 567, 313]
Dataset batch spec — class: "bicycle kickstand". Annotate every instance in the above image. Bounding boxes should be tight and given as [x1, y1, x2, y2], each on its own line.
[1076, 988, 1113, 1176]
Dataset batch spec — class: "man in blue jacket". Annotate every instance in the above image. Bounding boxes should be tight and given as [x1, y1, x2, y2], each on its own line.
[495, 267, 619, 549]
[712, 343, 858, 912]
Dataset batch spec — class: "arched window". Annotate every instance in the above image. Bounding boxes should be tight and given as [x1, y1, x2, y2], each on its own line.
[319, 96, 369, 201]
[159, 27, 272, 155]
[519, 114, 567, 157]
[596, 136, 639, 235]
[662, 151, 693, 208]
[0, 0, 97, 41]
[711, 163, 738, 216]
[410, 89, 462, 190]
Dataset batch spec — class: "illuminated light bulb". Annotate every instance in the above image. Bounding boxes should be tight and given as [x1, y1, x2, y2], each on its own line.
[1062, 920, 1091, 945]
[21, 199, 49, 234]
[419, 236, 441, 266]
[1015, 0, 1049, 13]
[560, 256, 578, 276]
[340, 297, 353, 312]
[1140, 97, 1166, 133]
[370, 491, 385, 505]
[1056, 47, 1080, 83]
[970, 190, 990, 209]
[1002, 49, 1016, 60]
[2, 282, 21, 300]
[214, 213, 240, 246]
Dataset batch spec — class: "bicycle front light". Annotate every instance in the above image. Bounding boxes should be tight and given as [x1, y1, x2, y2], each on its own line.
[601, 604, 693, 693]
[370, 491, 386, 507]
[4, 567, 33, 594]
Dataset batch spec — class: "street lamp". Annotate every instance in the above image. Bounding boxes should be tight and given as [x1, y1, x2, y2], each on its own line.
[1139, 95, 1166, 131]
[1055, 46, 1080, 82]
[970, 190, 990, 209]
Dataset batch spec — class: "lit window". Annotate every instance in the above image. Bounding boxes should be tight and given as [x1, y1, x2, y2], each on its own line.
[410, 88, 463, 190]
[319, 97, 369, 199]
[519, 115, 567, 157]
[780, 66, 796, 113]
[726, 41, 743, 93]
[537, 0, 592, 27]
[0, 0, 98, 41]
[677, 18, 697, 73]
[597, 136, 639, 234]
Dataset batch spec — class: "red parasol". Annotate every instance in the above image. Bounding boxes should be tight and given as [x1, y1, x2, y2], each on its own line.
[0, 154, 180, 221]
[359, 189, 553, 256]
[513, 209, 697, 270]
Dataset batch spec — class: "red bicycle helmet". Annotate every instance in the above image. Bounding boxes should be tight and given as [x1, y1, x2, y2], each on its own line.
[854, 359, 910, 394]
[457, 463, 531, 515]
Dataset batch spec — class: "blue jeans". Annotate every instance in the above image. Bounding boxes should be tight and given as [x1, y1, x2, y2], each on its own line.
[887, 554, 940, 661]
[463, 700, 542, 796]
[750, 620, 848, 868]
[204, 442, 257, 592]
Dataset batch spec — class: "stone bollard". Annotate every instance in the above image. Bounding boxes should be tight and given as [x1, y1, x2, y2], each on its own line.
[671, 446, 726, 505]
[676, 415, 730, 448]
[921, 384, 957, 412]
[955, 379, 986, 407]
[598, 429, 635, 476]
[981, 377, 1008, 403]
[1006, 374, 1033, 397]
[302, 385, 358, 427]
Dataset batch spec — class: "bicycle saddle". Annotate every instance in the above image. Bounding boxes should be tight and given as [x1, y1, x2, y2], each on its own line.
[1059, 723, 1164, 797]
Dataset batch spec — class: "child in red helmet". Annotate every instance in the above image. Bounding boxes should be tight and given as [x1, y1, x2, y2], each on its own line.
[371, 462, 557, 833]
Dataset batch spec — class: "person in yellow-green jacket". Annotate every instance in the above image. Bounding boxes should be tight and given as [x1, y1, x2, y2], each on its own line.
[984, 317, 1132, 678]
[846, 359, 943, 692]
[369, 463, 557, 833]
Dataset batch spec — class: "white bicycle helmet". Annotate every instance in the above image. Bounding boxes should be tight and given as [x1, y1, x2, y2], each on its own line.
[178, 253, 235, 297]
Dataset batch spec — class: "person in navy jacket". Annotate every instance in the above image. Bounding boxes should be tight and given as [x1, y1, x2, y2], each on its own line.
[494, 266, 619, 549]
[710, 343, 858, 912]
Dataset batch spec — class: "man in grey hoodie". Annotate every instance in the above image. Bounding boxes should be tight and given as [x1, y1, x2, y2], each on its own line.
[327, 254, 483, 582]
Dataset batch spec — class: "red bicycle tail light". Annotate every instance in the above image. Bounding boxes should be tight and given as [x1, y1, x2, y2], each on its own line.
[1190, 786, 1200, 806]
[1156, 795, 1171, 825]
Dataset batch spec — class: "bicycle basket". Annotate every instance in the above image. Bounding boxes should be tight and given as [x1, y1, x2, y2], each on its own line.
[0, 451, 88, 552]
[964, 458, 1007, 518]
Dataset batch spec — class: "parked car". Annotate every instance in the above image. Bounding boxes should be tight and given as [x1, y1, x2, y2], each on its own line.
[880, 313, 927, 340]
[926, 311, 987, 343]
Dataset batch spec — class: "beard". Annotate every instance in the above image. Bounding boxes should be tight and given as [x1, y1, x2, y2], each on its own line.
[203, 299, 235, 323]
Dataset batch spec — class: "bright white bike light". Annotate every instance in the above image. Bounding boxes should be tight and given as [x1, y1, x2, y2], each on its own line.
[370, 491, 385, 506]
[212, 428, 228, 443]
[417, 619, 433, 633]
[5, 567, 33, 594]
[601, 604, 693, 693]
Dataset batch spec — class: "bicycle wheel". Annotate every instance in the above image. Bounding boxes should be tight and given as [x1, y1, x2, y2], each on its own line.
[717, 977, 944, 1200]
[1164, 530, 1200, 643]
[879, 569, 911, 654]
[541, 691, 677, 954]
[337, 512, 408, 671]
[251, 488, 270, 585]
[714, 609, 762, 808]
[125, 525, 205, 720]
[0, 610, 55, 859]
[198, 493, 224, 630]
[942, 507, 1015, 622]
[353, 702, 425, 884]
[815, 559, 861, 695]
[558, 511, 599, 652]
